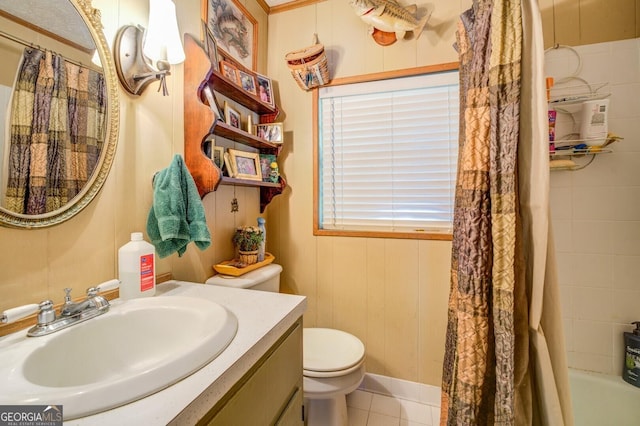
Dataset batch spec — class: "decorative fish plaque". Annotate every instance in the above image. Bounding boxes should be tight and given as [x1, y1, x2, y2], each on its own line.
[349, 0, 431, 43]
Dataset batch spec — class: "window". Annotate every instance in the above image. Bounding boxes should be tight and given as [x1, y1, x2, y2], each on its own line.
[314, 68, 459, 239]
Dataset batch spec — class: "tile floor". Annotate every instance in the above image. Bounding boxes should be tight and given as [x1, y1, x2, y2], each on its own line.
[346, 389, 441, 426]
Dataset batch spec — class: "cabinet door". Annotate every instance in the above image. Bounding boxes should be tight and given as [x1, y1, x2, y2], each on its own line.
[275, 387, 303, 426]
[204, 321, 302, 425]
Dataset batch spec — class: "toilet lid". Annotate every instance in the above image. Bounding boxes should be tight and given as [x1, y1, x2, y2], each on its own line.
[303, 328, 365, 373]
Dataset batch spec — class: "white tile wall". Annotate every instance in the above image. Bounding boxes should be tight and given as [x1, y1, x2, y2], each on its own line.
[547, 38, 640, 375]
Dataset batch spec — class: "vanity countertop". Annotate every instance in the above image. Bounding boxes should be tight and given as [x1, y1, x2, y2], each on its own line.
[65, 280, 306, 425]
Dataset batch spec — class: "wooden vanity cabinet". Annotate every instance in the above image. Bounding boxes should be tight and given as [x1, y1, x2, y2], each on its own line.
[198, 319, 303, 425]
[183, 34, 285, 211]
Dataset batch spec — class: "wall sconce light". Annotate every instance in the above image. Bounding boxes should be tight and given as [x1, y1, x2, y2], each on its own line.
[114, 0, 185, 96]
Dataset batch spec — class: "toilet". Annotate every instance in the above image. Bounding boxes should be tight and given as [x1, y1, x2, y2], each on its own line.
[206, 264, 366, 426]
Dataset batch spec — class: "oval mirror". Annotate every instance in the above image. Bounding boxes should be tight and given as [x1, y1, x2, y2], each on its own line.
[0, 0, 118, 228]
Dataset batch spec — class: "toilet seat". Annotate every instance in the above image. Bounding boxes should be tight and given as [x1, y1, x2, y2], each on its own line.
[303, 328, 365, 378]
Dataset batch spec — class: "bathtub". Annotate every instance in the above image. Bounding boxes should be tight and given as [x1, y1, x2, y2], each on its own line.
[570, 368, 640, 426]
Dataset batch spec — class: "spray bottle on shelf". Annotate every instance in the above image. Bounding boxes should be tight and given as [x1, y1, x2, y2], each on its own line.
[257, 217, 266, 262]
[118, 232, 156, 300]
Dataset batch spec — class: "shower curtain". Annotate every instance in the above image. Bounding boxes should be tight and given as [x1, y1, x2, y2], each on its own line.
[4, 48, 106, 214]
[440, 0, 573, 424]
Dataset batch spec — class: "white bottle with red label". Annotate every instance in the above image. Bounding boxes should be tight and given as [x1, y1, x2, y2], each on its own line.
[118, 232, 156, 300]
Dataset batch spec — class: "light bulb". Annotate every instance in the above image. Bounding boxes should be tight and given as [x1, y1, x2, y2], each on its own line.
[142, 0, 185, 66]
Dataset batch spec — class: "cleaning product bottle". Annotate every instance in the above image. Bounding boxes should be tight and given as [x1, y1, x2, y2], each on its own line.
[118, 232, 156, 300]
[546, 78, 556, 153]
[579, 99, 609, 146]
[257, 217, 266, 262]
[623, 321, 640, 388]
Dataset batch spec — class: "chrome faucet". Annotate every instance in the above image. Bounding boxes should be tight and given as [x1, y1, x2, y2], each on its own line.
[1, 279, 120, 337]
[60, 287, 110, 317]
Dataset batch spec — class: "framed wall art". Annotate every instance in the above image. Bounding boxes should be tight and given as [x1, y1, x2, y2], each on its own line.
[203, 0, 257, 70]
[228, 149, 262, 181]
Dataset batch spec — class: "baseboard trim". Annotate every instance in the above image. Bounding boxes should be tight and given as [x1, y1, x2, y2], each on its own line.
[358, 373, 441, 408]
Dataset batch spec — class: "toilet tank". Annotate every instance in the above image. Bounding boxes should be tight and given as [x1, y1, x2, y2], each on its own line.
[205, 264, 282, 292]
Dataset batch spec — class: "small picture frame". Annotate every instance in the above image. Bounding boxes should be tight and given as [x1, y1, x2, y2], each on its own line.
[220, 60, 240, 84]
[212, 146, 224, 169]
[255, 122, 283, 143]
[228, 149, 263, 181]
[224, 102, 241, 129]
[259, 153, 276, 182]
[201, 84, 223, 120]
[238, 70, 257, 95]
[203, 135, 213, 159]
[223, 152, 236, 177]
[256, 73, 274, 106]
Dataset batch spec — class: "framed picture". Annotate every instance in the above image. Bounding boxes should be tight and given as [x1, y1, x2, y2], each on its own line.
[228, 149, 262, 181]
[203, 135, 213, 159]
[256, 73, 274, 106]
[201, 84, 223, 120]
[220, 60, 240, 84]
[212, 146, 224, 169]
[203, 0, 257, 70]
[224, 102, 241, 128]
[255, 122, 283, 143]
[223, 152, 236, 177]
[238, 70, 257, 95]
[259, 153, 276, 182]
[203, 22, 220, 69]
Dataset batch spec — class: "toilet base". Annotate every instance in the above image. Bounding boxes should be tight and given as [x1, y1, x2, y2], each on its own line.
[304, 396, 347, 426]
[303, 364, 364, 426]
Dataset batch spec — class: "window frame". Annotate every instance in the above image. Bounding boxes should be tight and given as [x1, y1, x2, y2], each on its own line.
[312, 62, 459, 241]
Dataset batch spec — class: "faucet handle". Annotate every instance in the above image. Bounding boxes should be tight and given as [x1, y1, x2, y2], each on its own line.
[1, 303, 40, 324]
[64, 288, 73, 304]
[87, 279, 120, 296]
[37, 300, 56, 325]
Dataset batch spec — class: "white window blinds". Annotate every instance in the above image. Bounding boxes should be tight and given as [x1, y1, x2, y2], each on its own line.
[318, 71, 459, 234]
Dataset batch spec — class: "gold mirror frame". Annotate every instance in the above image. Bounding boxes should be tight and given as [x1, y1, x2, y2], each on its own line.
[0, 0, 119, 228]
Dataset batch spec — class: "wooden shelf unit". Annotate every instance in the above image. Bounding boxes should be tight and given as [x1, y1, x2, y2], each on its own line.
[183, 34, 285, 210]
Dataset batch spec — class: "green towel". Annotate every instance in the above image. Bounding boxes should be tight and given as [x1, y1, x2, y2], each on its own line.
[147, 154, 211, 258]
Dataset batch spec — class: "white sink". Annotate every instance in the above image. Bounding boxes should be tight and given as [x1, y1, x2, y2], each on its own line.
[0, 295, 237, 420]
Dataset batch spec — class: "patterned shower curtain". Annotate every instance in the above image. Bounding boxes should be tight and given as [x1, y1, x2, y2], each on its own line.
[441, 0, 574, 424]
[440, 0, 523, 423]
[4, 48, 106, 214]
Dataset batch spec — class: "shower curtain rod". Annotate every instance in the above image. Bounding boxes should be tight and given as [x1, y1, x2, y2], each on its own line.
[0, 29, 102, 73]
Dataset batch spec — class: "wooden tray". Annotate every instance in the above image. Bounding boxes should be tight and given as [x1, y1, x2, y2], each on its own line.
[213, 253, 275, 276]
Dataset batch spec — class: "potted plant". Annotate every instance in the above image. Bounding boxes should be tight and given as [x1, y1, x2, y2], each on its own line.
[232, 226, 264, 265]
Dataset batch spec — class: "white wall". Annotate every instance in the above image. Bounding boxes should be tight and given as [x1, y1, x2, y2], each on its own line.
[546, 38, 640, 375]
